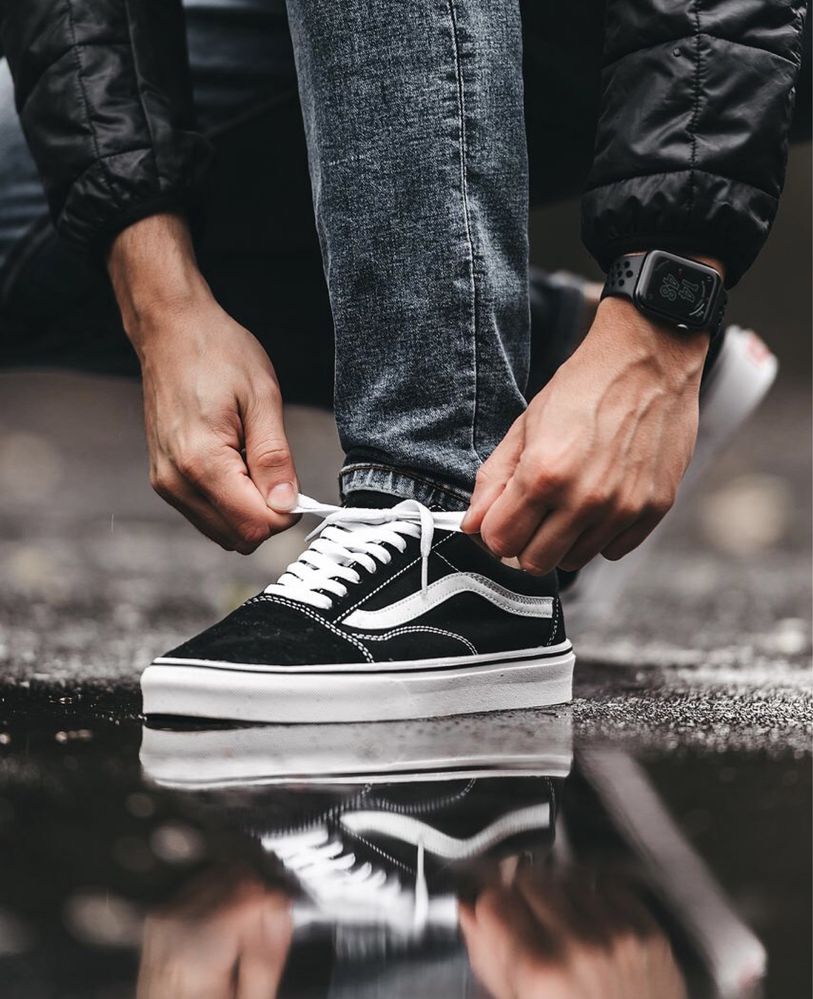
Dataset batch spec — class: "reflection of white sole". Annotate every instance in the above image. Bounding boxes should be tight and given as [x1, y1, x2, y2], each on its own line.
[564, 326, 778, 630]
[141, 641, 575, 724]
[139, 706, 573, 788]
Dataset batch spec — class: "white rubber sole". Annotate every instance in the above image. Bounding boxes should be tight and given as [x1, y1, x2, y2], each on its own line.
[141, 641, 574, 723]
[139, 706, 573, 787]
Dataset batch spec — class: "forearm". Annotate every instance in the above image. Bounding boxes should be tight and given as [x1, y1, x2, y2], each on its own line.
[106, 213, 299, 549]
[594, 298, 709, 385]
[107, 214, 213, 356]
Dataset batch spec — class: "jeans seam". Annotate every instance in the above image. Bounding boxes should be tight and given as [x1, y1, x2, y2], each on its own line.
[446, 0, 483, 465]
[341, 462, 471, 505]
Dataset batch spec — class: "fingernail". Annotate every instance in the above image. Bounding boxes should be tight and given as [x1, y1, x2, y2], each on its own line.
[460, 510, 475, 533]
[268, 481, 296, 511]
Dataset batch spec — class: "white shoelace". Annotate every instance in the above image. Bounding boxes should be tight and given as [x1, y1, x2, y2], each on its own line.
[265, 826, 433, 934]
[263, 494, 465, 611]
[266, 827, 402, 899]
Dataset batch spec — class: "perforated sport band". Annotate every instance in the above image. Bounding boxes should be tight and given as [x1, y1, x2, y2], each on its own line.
[602, 253, 727, 338]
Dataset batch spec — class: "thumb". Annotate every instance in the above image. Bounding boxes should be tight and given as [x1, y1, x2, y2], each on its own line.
[243, 386, 299, 513]
[461, 415, 525, 534]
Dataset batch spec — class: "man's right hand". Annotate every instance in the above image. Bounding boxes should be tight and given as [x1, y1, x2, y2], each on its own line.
[108, 213, 299, 553]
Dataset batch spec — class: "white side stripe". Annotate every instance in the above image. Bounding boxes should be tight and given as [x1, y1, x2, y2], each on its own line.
[341, 573, 553, 631]
[341, 803, 550, 858]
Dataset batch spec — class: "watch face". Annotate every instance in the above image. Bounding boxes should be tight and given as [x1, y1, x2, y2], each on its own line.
[637, 252, 718, 327]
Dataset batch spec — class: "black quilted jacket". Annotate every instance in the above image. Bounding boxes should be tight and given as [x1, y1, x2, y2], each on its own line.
[0, 0, 807, 286]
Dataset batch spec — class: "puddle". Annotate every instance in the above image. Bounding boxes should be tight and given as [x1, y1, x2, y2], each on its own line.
[0, 689, 808, 998]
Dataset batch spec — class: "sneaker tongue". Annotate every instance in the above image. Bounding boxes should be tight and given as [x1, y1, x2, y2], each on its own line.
[342, 490, 403, 509]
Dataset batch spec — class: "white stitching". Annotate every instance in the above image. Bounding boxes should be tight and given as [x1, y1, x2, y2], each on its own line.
[546, 598, 560, 647]
[445, 0, 481, 463]
[441, 551, 557, 606]
[248, 595, 374, 663]
[360, 626, 478, 656]
[246, 596, 476, 659]
[336, 534, 455, 621]
[441, 549, 560, 646]
[437, 551, 461, 573]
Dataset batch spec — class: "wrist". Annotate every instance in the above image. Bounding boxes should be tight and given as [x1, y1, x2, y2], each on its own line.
[594, 296, 709, 385]
[602, 250, 726, 342]
[107, 213, 213, 348]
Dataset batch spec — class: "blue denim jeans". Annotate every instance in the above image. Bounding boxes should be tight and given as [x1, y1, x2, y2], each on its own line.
[0, 0, 606, 511]
[286, 0, 530, 509]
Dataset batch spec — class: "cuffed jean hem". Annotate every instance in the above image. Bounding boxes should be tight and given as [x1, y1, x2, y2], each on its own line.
[339, 463, 471, 512]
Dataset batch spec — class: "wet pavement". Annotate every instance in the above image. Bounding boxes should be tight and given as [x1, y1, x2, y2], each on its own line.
[0, 693, 808, 998]
[0, 372, 811, 996]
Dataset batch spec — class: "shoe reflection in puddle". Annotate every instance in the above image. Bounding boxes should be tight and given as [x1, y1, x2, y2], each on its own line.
[137, 717, 764, 998]
[139, 706, 573, 787]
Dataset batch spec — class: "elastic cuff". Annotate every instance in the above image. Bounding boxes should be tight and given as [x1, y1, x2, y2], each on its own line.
[340, 463, 470, 512]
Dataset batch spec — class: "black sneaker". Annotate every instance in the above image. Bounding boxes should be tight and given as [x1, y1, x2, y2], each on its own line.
[141, 494, 574, 722]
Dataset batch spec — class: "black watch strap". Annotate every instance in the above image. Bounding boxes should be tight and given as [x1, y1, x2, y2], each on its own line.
[602, 253, 727, 339]
[707, 285, 728, 339]
[602, 253, 647, 301]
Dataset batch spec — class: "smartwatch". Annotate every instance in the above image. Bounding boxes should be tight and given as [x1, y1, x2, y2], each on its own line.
[601, 250, 726, 338]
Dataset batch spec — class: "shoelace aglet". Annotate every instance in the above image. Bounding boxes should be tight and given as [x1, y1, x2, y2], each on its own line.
[416, 501, 433, 598]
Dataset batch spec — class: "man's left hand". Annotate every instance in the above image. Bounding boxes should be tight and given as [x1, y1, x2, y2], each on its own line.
[461, 297, 709, 574]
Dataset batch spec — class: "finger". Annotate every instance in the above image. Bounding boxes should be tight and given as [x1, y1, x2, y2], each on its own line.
[188, 444, 298, 551]
[516, 867, 627, 953]
[236, 959, 284, 999]
[556, 516, 635, 573]
[236, 899, 293, 999]
[242, 385, 299, 513]
[477, 463, 555, 558]
[138, 960, 236, 999]
[602, 506, 667, 561]
[594, 875, 659, 940]
[459, 892, 529, 999]
[516, 508, 588, 576]
[152, 469, 242, 550]
[461, 417, 525, 535]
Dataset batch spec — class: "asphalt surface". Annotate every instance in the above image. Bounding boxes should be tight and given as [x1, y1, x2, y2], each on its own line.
[0, 370, 810, 752]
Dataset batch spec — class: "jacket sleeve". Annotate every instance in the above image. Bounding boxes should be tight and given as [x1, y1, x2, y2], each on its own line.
[0, 0, 212, 252]
[581, 0, 807, 286]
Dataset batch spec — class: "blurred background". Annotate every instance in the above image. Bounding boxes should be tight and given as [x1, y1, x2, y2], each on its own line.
[0, 0, 809, 743]
[0, 141, 809, 726]
[0, 11, 809, 999]
[534, 145, 813, 378]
